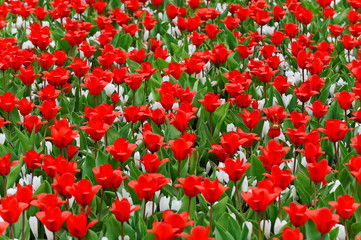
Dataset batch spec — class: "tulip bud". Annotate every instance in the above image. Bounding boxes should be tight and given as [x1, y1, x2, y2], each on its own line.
[159, 196, 170, 212]
[274, 218, 287, 234]
[260, 220, 271, 239]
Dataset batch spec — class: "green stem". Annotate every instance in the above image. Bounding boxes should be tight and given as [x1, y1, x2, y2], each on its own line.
[98, 188, 104, 220]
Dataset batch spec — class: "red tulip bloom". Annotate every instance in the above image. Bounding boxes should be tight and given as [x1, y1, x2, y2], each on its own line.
[333, 91, 358, 110]
[183, 225, 214, 240]
[82, 75, 108, 96]
[18, 115, 47, 134]
[36, 100, 61, 121]
[283, 202, 309, 227]
[196, 178, 229, 204]
[106, 137, 137, 163]
[137, 153, 169, 173]
[168, 137, 195, 161]
[15, 184, 33, 209]
[16, 98, 34, 116]
[320, 119, 351, 142]
[210, 43, 232, 64]
[46, 117, 79, 149]
[51, 173, 76, 198]
[22, 150, 44, 171]
[163, 210, 194, 233]
[42, 66, 70, 88]
[275, 227, 304, 240]
[294, 81, 318, 103]
[0, 153, 19, 177]
[329, 194, 359, 220]
[198, 92, 222, 113]
[0, 92, 19, 113]
[37, 52, 56, 70]
[67, 212, 98, 239]
[264, 165, 296, 191]
[306, 207, 339, 234]
[125, 73, 145, 90]
[78, 41, 96, 58]
[68, 58, 91, 78]
[258, 139, 290, 172]
[110, 198, 141, 222]
[306, 100, 328, 119]
[36, 207, 71, 233]
[147, 221, 180, 240]
[217, 158, 250, 182]
[284, 125, 307, 147]
[205, 23, 221, 40]
[238, 109, 266, 130]
[93, 164, 127, 189]
[169, 110, 195, 133]
[241, 186, 281, 212]
[16, 65, 41, 85]
[31, 193, 66, 210]
[175, 175, 202, 198]
[269, 75, 291, 95]
[142, 131, 166, 153]
[220, 131, 245, 155]
[37, 85, 61, 101]
[128, 173, 171, 202]
[66, 179, 101, 207]
[308, 159, 333, 185]
[0, 196, 28, 224]
[80, 117, 110, 142]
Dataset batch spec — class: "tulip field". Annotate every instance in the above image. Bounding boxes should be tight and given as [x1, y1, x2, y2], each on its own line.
[2, 0, 361, 239]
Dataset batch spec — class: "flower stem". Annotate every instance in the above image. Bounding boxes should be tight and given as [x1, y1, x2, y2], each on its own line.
[178, 160, 181, 179]
[210, 112, 213, 140]
[121, 222, 124, 240]
[209, 203, 213, 236]
[98, 188, 104, 220]
[334, 141, 339, 170]
[234, 182, 243, 214]
[293, 146, 298, 174]
[187, 196, 191, 213]
[21, 212, 25, 240]
[278, 195, 282, 220]
[314, 183, 317, 208]
[257, 212, 262, 240]
[344, 219, 349, 240]
[10, 224, 14, 240]
[3, 176, 6, 197]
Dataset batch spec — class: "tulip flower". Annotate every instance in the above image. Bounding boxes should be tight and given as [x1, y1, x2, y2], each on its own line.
[238, 109, 267, 131]
[147, 221, 180, 240]
[334, 91, 358, 122]
[175, 175, 202, 212]
[308, 159, 334, 207]
[80, 116, 110, 158]
[106, 137, 137, 170]
[36, 207, 71, 239]
[196, 178, 229, 228]
[320, 119, 351, 169]
[110, 198, 141, 239]
[136, 153, 169, 173]
[16, 98, 34, 117]
[66, 212, 98, 239]
[66, 179, 101, 208]
[306, 207, 339, 238]
[167, 137, 195, 177]
[283, 202, 309, 228]
[182, 225, 214, 240]
[217, 158, 250, 212]
[128, 173, 170, 217]
[0, 92, 19, 121]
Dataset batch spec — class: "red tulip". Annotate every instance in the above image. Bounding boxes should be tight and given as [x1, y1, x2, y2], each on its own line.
[46, 117, 79, 149]
[175, 175, 202, 198]
[36, 100, 61, 121]
[51, 173, 76, 198]
[106, 137, 137, 163]
[80, 117, 110, 142]
[306, 207, 339, 234]
[308, 159, 333, 185]
[128, 173, 170, 202]
[16, 98, 35, 116]
[167, 137, 195, 161]
[66, 212, 98, 239]
[93, 164, 127, 189]
[320, 119, 351, 142]
[196, 178, 229, 204]
[0, 92, 19, 113]
[36, 207, 71, 233]
[258, 139, 290, 172]
[163, 210, 194, 233]
[241, 186, 281, 212]
[137, 153, 169, 173]
[66, 179, 101, 207]
[110, 198, 141, 222]
[329, 194, 359, 220]
[0, 196, 28, 223]
[147, 221, 180, 240]
[217, 158, 250, 182]
[283, 202, 309, 227]
[16, 65, 40, 85]
[15, 184, 33, 210]
[333, 91, 358, 110]
[263, 165, 296, 191]
[182, 225, 214, 240]
[0, 153, 19, 176]
[42, 66, 70, 88]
